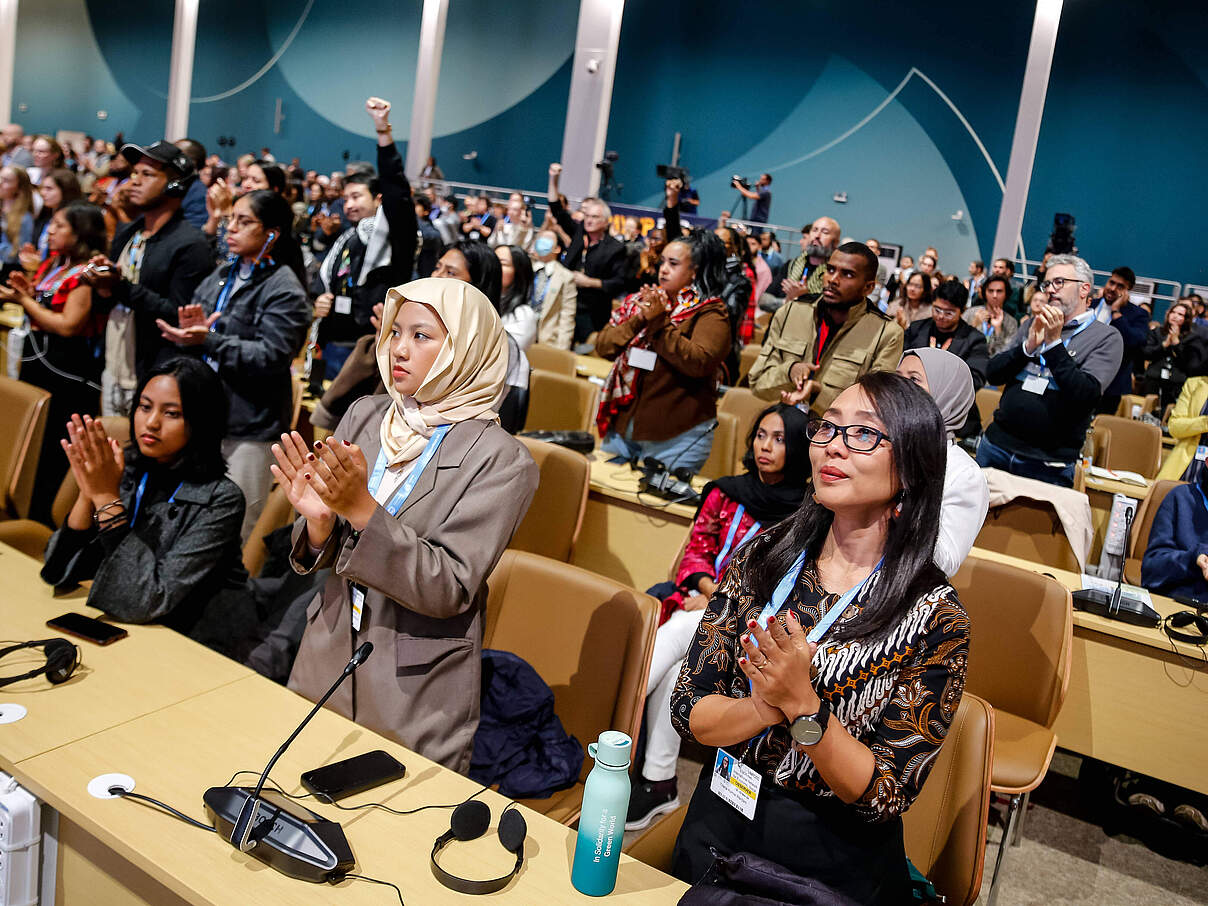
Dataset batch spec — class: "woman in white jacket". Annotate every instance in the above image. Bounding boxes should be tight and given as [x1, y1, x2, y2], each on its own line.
[898, 347, 990, 575]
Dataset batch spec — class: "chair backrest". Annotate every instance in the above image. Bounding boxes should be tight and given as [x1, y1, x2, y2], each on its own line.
[49, 416, 131, 528]
[903, 693, 995, 906]
[0, 377, 51, 519]
[737, 345, 761, 385]
[975, 387, 1001, 431]
[698, 410, 740, 480]
[1115, 393, 1158, 418]
[1092, 414, 1162, 478]
[526, 344, 578, 377]
[1125, 478, 1184, 566]
[717, 388, 770, 441]
[523, 371, 597, 433]
[483, 551, 658, 781]
[950, 556, 1072, 728]
[1091, 422, 1112, 467]
[511, 437, 590, 562]
[242, 484, 296, 577]
[974, 499, 1081, 573]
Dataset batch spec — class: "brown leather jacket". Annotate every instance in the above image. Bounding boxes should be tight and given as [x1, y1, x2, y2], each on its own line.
[595, 302, 730, 442]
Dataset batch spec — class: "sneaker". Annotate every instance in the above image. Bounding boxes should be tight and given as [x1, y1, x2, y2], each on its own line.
[1173, 804, 1208, 833]
[625, 777, 679, 831]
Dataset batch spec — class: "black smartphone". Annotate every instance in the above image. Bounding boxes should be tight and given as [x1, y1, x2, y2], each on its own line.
[301, 750, 406, 802]
[1173, 593, 1208, 612]
[46, 612, 128, 646]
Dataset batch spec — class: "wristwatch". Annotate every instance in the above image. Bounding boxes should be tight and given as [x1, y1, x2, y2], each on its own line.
[789, 700, 831, 746]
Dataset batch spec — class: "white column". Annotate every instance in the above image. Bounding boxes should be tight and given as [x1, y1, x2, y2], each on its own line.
[559, 0, 625, 200]
[992, 0, 1064, 267]
[165, 0, 199, 139]
[405, 0, 449, 181]
[0, 0, 18, 126]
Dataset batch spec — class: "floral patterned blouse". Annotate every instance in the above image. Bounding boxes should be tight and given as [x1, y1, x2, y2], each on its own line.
[670, 543, 970, 823]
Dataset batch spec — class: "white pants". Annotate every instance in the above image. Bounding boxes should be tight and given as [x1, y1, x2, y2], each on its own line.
[222, 439, 275, 543]
[641, 606, 707, 782]
[100, 371, 135, 418]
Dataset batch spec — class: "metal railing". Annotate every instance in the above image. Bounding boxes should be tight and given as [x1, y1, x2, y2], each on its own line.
[1012, 257, 1183, 312]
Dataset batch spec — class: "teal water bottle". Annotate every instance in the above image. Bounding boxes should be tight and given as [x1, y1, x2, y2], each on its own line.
[571, 730, 632, 896]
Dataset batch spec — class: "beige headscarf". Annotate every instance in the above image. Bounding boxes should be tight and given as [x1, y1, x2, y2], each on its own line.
[375, 277, 507, 466]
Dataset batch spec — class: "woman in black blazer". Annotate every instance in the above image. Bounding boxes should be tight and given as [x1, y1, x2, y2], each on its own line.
[41, 357, 248, 640]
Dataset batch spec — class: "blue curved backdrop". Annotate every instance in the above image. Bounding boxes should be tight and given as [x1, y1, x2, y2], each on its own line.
[11, 0, 1208, 285]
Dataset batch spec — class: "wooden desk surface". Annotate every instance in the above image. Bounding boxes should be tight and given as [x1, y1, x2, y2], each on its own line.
[16, 675, 687, 905]
[1083, 474, 1150, 500]
[575, 354, 612, 381]
[0, 547, 251, 766]
[967, 546, 1205, 660]
[588, 455, 706, 522]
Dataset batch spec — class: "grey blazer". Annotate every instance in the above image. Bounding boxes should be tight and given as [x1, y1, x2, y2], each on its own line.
[287, 395, 538, 772]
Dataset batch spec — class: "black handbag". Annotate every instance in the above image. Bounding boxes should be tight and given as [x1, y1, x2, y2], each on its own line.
[678, 849, 861, 906]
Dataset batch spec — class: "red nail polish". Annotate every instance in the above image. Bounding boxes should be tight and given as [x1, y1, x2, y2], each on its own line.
[789, 611, 800, 621]
[306, 453, 315, 461]
[304, 473, 311, 480]
[739, 657, 748, 666]
[342, 440, 350, 446]
[314, 441, 323, 449]
[747, 619, 757, 629]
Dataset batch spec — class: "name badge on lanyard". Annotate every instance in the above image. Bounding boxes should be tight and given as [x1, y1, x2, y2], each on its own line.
[352, 424, 452, 631]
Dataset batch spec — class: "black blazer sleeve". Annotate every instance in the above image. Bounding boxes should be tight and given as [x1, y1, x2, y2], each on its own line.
[377, 141, 417, 279]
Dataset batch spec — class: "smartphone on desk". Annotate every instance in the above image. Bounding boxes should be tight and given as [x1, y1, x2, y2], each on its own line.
[47, 612, 128, 646]
[301, 750, 406, 802]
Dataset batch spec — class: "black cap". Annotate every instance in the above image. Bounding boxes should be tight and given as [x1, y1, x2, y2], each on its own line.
[119, 140, 193, 179]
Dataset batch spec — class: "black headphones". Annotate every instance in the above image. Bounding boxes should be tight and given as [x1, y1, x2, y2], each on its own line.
[1164, 611, 1208, 646]
[430, 799, 526, 894]
[163, 151, 198, 199]
[0, 638, 80, 687]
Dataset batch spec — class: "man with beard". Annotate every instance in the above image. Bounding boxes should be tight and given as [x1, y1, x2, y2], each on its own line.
[782, 217, 841, 298]
[81, 141, 212, 417]
[1093, 265, 1149, 414]
[748, 242, 903, 415]
[977, 254, 1122, 487]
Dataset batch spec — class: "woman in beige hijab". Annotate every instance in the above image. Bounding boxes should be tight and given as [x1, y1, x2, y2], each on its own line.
[272, 277, 538, 771]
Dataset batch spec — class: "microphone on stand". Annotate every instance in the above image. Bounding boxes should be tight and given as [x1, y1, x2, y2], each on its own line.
[203, 642, 373, 882]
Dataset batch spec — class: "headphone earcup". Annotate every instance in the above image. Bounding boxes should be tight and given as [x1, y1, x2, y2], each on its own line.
[43, 639, 78, 684]
[449, 799, 490, 841]
[498, 807, 526, 854]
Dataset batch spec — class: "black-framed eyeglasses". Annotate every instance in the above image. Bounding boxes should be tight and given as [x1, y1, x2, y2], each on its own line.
[1037, 276, 1085, 293]
[806, 418, 891, 453]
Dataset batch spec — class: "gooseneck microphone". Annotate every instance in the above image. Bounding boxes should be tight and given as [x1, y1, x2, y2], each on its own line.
[203, 642, 372, 882]
[232, 642, 373, 851]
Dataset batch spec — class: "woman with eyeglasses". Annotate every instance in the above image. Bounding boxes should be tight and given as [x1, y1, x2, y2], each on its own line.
[155, 189, 311, 540]
[670, 372, 969, 904]
[885, 270, 933, 328]
[902, 279, 988, 439]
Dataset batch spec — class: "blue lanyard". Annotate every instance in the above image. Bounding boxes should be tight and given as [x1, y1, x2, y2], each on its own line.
[714, 504, 761, 575]
[367, 424, 451, 516]
[213, 261, 241, 317]
[131, 473, 183, 525]
[534, 269, 552, 307]
[1022, 314, 1096, 385]
[754, 554, 883, 644]
[1196, 485, 1208, 518]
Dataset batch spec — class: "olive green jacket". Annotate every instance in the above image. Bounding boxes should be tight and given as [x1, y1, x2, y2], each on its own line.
[748, 294, 904, 414]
